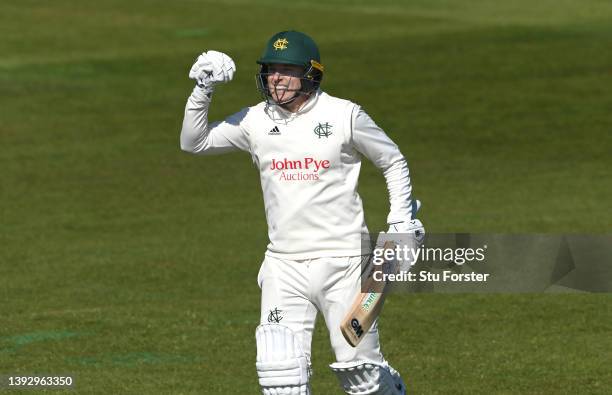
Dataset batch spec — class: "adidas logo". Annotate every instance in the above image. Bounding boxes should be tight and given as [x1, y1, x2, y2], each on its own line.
[268, 126, 281, 135]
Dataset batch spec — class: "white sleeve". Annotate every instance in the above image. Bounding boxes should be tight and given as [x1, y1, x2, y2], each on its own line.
[351, 106, 415, 222]
[180, 86, 250, 155]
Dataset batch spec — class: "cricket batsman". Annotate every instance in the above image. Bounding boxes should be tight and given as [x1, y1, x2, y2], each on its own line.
[180, 31, 423, 394]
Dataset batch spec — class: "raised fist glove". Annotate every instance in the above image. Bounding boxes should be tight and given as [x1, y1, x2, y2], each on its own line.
[189, 50, 236, 90]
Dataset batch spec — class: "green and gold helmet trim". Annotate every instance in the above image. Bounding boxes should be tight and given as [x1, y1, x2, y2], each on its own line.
[310, 60, 324, 72]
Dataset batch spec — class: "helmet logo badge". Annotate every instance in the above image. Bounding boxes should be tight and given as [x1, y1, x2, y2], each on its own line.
[273, 38, 289, 51]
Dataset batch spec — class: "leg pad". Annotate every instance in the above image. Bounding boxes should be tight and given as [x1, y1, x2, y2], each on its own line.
[330, 361, 405, 395]
[256, 324, 311, 394]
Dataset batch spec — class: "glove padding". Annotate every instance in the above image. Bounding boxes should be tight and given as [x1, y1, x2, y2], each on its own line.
[189, 50, 236, 90]
[377, 219, 425, 273]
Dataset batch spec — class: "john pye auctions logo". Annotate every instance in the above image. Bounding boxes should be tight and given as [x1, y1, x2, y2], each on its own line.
[270, 157, 330, 171]
[270, 157, 331, 181]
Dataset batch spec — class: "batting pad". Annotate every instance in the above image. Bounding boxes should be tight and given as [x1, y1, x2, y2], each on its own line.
[256, 324, 310, 394]
[330, 361, 405, 395]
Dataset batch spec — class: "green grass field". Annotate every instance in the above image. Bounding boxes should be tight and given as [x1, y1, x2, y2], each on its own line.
[1, 0, 611, 393]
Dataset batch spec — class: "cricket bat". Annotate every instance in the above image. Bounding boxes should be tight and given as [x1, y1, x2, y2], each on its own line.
[340, 241, 396, 347]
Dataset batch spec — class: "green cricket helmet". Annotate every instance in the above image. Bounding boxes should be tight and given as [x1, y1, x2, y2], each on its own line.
[256, 30, 324, 104]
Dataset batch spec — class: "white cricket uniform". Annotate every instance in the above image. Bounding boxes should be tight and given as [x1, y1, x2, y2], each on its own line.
[181, 87, 415, 367]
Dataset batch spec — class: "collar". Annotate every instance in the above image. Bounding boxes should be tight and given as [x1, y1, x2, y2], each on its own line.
[265, 90, 321, 124]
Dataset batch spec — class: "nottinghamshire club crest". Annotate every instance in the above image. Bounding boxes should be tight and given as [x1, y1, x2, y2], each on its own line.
[267, 307, 283, 323]
[272, 38, 289, 51]
[314, 122, 332, 138]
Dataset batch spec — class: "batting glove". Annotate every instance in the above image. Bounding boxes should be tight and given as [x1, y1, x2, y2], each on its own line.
[189, 50, 236, 90]
[377, 219, 425, 273]
[388, 218, 425, 236]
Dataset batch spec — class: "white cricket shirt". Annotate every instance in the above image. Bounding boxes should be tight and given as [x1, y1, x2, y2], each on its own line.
[181, 88, 414, 259]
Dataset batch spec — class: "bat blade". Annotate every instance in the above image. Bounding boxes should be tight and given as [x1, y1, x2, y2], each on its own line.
[340, 241, 395, 347]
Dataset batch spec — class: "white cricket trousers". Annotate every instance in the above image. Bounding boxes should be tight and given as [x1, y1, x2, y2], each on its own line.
[257, 254, 385, 364]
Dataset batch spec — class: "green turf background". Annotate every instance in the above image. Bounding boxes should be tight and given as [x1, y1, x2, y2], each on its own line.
[1, 0, 611, 393]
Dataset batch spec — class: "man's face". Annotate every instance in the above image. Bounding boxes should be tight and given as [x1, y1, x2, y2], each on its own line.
[266, 63, 304, 103]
